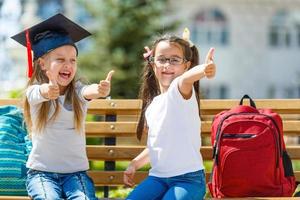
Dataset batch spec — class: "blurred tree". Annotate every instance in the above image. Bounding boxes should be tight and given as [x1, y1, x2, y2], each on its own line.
[78, 0, 178, 98]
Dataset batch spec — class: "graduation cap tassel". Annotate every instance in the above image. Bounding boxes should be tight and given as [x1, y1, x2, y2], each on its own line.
[25, 29, 33, 78]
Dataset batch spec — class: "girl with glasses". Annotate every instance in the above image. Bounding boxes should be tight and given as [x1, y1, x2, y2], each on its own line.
[124, 29, 216, 200]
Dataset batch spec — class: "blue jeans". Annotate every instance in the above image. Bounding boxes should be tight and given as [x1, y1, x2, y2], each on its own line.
[126, 170, 206, 200]
[26, 169, 98, 200]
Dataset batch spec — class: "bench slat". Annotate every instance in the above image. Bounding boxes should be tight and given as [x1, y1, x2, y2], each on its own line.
[88, 170, 300, 186]
[85, 121, 300, 137]
[88, 99, 300, 114]
[2, 98, 300, 114]
[87, 99, 142, 115]
[88, 170, 147, 186]
[86, 122, 137, 137]
[0, 99, 22, 106]
[87, 145, 144, 160]
[86, 146, 300, 160]
[200, 99, 300, 115]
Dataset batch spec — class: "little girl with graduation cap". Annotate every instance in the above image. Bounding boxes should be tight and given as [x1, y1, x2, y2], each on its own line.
[11, 13, 113, 199]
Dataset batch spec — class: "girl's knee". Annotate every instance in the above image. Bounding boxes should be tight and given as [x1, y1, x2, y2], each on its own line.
[163, 185, 206, 200]
[66, 191, 98, 200]
[63, 172, 97, 199]
[126, 176, 167, 200]
[26, 171, 61, 200]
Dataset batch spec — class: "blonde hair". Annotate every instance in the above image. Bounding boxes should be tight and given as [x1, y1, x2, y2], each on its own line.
[23, 58, 84, 134]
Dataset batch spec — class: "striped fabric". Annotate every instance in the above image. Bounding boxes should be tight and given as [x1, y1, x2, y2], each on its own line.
[0, 106, 31, 195]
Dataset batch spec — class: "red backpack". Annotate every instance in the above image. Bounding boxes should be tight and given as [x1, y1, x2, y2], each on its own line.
[208, 95, 296, 197]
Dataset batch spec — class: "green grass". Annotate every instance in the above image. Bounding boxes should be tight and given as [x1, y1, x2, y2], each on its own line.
[97, 187, 133, 198]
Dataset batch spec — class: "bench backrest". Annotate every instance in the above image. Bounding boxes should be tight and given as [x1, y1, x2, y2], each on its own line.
[0, 98, 299, 186]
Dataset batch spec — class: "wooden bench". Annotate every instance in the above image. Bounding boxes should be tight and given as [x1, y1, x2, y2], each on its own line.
[0, 98, 299, 200]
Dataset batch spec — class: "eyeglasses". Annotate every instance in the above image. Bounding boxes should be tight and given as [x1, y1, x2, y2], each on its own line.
[150, 56, 187, 67]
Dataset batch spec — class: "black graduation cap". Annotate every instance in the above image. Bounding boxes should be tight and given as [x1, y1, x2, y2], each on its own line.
[11, 13, 91, 78]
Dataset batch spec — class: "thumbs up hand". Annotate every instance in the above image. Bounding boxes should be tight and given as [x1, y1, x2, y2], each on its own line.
[98, 70, 114, 98]
[205, 47, 214, 64]
[44, 69, 60, 99]
[203, 48, 216, 79]
[178, 48, 216, 98]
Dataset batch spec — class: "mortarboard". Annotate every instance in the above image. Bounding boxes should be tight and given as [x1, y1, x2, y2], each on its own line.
[11, 13, 91, 78]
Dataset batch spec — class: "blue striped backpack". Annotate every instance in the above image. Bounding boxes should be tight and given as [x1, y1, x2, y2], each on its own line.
[0, 105, 31, 195]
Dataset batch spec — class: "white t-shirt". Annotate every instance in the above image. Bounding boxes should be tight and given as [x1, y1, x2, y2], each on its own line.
[145, 77, 204, 177]
[26, 82, 89, 173]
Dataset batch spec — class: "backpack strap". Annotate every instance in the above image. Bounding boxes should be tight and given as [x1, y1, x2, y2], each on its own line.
[239, 94, 256, 108]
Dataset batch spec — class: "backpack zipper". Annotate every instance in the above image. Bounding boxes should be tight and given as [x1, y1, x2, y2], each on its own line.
[213, 113, 281, 167]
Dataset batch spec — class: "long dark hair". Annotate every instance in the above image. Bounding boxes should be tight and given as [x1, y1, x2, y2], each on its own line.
[137, 34, 200, 140]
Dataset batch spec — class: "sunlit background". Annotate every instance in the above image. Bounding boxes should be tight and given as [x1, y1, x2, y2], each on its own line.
[1, 0, 300, 198]
[1, 0, 300, 99]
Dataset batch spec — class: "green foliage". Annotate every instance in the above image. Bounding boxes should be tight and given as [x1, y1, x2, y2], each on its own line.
[293, 160, 300, 170]
[95, 186, 133, 198]
[78, 0, 178, 98]
[108, 187, 133, 198]
[8, 89, 23, 98]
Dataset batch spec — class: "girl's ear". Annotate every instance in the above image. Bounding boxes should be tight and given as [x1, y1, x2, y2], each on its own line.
[185, 61, 191, 71]
[38, 58, 46, 70]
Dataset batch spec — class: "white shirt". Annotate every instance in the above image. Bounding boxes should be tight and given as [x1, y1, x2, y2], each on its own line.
[26, 82, 89, 173]
[146, 77, 204, 177]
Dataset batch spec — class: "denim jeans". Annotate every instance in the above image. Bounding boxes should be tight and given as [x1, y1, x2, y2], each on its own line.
[126, 170, 206, 200]
[26, 169, 98, 200]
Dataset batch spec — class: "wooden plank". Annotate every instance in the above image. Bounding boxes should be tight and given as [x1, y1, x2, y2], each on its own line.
[86, 122, 137, 137]
[0, 99, 143, 115]
[85, 121, 300, 137]
[0, 99, 22, 107]
[89, 99, 300, 114]
[283, 121, 300, 135]
[87, 145, 144, 160]
[88, 170, 147, 186]
[86, 146, 211, 160]
[87, 99, 142, 115]
[1, 98, 300, 115]
[87, 99, 300, 115]
[200, 99, 300, 115]
[86, 146, 300, 160]
[88, 170, 300, 186]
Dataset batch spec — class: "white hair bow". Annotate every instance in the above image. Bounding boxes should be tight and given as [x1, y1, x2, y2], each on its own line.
[182, 28, 194, 47]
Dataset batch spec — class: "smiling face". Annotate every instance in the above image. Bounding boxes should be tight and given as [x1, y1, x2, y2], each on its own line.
[152, 41, 191, 93]
[39, 45, 77, 93]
